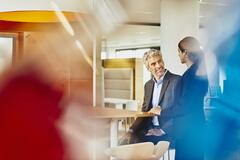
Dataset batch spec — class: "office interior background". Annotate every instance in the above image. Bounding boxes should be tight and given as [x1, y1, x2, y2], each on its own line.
[0, 0, 239, 160]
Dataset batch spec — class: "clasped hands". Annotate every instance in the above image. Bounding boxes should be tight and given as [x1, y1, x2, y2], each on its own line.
[148, 106, 161, 115]
[146, 106, 164, 136]
[145, 128, 165, 136]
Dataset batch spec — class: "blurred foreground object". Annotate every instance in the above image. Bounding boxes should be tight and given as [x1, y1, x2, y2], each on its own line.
[203, 1, 240, 159]
[0, 61, 65, 160]
[0, 60, 92, 160]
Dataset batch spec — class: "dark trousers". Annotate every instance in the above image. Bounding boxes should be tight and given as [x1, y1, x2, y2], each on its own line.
[131, 129, 173, 146]
[140, 134, 171, 144]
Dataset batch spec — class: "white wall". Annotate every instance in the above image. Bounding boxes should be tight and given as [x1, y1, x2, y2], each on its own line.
[160, 0, 199, 75]
[0, 37, 13, 72]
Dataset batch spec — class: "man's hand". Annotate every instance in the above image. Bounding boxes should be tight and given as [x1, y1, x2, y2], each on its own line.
[148, 106, 161, 115]
[145, 128, 165, 136]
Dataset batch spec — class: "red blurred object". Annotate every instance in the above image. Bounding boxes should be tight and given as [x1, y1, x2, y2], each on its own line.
[0, 67, 65, 160]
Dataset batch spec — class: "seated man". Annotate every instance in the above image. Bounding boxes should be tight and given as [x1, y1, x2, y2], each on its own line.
[120, 49, 180, 145]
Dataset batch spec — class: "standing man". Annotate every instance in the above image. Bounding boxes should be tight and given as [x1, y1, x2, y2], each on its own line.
[120, 49, 180, 145]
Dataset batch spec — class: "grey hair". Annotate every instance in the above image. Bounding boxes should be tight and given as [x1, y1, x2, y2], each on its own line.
[143, 49, 163, 69]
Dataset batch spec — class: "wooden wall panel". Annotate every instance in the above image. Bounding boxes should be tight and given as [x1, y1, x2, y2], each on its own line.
[0, 17, 95, 107]
[22, 27, 93, 106]
[104, 68, 133, 99]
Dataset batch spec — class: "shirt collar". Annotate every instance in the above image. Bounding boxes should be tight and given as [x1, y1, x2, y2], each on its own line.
[152, 70, 167, 84]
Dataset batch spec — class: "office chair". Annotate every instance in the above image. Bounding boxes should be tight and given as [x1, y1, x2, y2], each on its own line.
[105, 141, 170, 160]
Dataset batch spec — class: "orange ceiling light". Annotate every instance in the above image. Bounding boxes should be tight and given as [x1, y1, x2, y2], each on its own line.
[0, 10, 81, 23]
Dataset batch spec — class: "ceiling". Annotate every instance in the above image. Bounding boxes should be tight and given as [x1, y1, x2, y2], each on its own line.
[0, 0, 90, 13]
[119, 0, 160, 24]
[0, 0, 233, 49]
[105, 0, 233, 49]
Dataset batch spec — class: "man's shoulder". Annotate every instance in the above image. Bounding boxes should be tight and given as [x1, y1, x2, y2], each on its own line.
[145, 79, 154, 86]
[166, 71, 181, 80]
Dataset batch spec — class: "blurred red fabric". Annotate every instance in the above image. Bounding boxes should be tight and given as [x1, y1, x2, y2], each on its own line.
[0, 69, 65, 160]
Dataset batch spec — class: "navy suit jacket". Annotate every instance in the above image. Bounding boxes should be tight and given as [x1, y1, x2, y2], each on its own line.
[173, 63, 208, 139]
[130, 70, 180, 138]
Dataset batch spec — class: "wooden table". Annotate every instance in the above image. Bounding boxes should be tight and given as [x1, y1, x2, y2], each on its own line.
[90, 107, 154, 146]
[88, 107, 154, 160]
[59, 105, 154, 160]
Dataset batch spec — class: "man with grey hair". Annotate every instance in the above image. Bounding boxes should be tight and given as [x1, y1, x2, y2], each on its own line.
[119, 49, 180, 145]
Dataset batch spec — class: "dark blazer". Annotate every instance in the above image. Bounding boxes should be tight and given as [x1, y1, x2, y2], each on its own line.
[173, 63, 208, 160]
[130, 70, 180, 139]
[173, 63, 208, 139]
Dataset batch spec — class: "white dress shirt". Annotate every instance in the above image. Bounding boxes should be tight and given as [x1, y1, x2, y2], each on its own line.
[151, 71, 167, 126]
